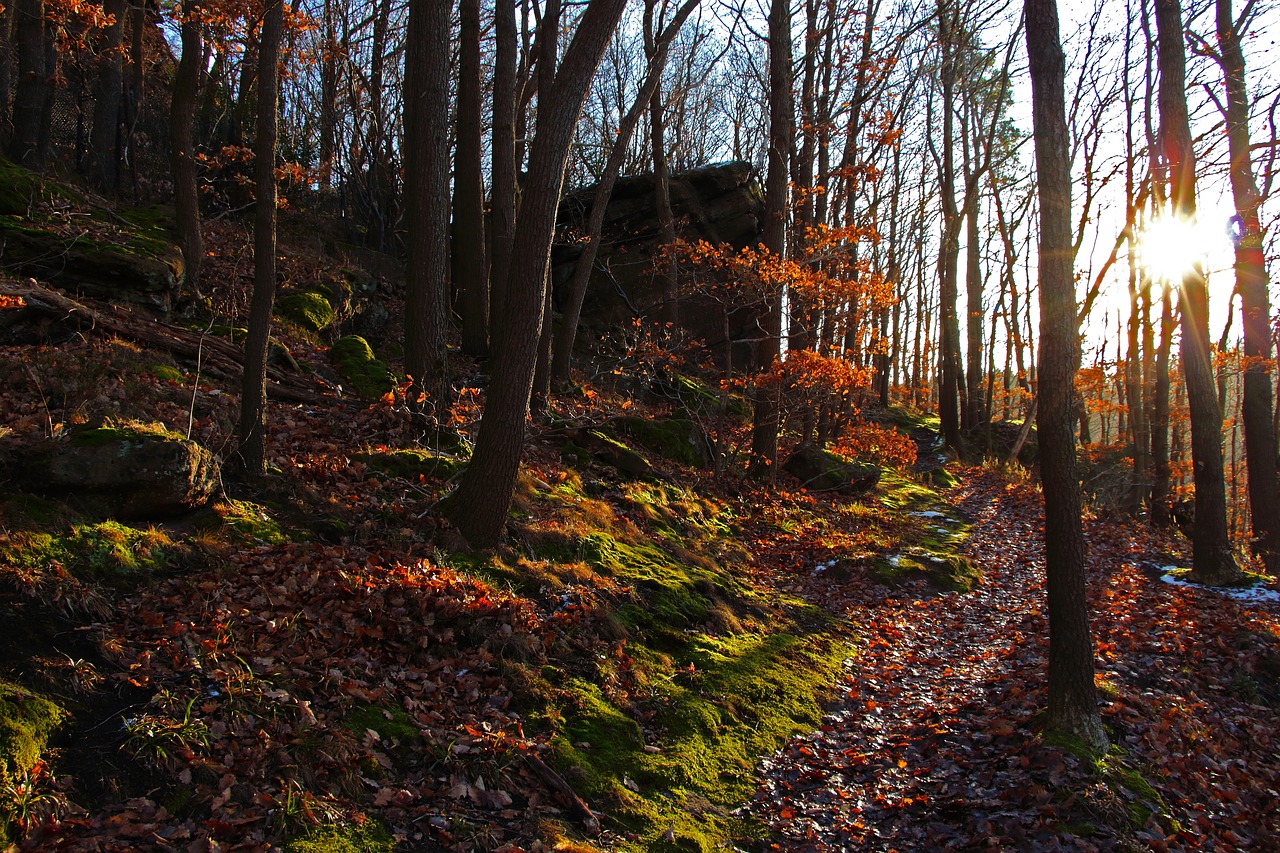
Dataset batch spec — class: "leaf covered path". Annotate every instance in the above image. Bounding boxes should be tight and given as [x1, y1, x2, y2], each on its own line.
[748, 471, 1280, 852]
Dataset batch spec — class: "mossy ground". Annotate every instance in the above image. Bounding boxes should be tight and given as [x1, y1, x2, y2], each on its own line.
[354, 447, 467, 482]
[485, 471, 854, 851]
[0, 680, 65, 844]
[284, 820, 396, 853]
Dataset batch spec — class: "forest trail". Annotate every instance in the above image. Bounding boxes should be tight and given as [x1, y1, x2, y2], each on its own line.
[746, 471, 1280, 852]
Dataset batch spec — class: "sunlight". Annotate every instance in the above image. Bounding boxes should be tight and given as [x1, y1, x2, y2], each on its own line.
[1136, 214, 1210, 283]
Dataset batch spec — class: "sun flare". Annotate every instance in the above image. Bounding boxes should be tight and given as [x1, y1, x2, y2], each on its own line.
[1137, 215, 1209, 282]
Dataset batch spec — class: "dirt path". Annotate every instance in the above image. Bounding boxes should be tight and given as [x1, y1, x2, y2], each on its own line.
[746, 472, 1131, 852]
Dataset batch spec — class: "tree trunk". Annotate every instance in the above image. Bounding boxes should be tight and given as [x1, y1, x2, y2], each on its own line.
[170, 0, 204, 296]
[236, 0, 284, 476]
[1024, 0, 1106, 755]
[446, 0, 628, 548]
[1151, 280, 1173, 525]
[490, 0, 518, 353]
[317, 0, 338, 189]
[87, 0, 127, 189]
[1216, 0, 1280, 573]
[1155, 0, 1240, 583]
[749, 0, 793, 478]
[403, 0, 452, 405]
[935, 4, 965, 455]
[10, 0, 47, 169]
[456, 0, 489, 358]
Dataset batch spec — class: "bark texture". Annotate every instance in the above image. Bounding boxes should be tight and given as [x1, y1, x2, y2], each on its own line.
[1024, 0, 1106, 754]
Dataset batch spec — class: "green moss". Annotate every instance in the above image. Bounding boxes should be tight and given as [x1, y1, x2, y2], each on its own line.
[354, 448, 467, 482]
[613, 417, 709, 468]
[927, 468, 961, 489]
[343, 704, 420, 744]
[872, 548, 978, 592]
[876, 469, 943, 512]
[1042, 734, 1173, 832]
[885, 406, 941, 433]
[285, 821, 395, 853]
[68, 420, 185, 448]
[0, 518, 172, 582]
[0, 682, 64, 788]
[0, 156, 71, 216]
[329, 336, 395, 399]
[278, 291, 336, 332]
[149, 364, 185, 383]
[549, 631, 850, 851]
[214, 499, 289, 545]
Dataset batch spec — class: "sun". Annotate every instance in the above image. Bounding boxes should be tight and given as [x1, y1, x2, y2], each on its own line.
[1136, 214, 1209, 283]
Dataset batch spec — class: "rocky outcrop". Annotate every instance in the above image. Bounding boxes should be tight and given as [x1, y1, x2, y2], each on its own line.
[26, 426, 221, 519]
[550, 161, 764, 349]
[783, 445, 881, 495]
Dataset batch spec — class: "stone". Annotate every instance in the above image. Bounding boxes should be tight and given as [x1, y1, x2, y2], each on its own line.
[782, 444, 880, 495]
[550, 161, 765, 356]
[41, 426, 220, 519]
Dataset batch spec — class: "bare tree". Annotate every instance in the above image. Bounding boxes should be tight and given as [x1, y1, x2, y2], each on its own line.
[1024, 0, 1106, 754]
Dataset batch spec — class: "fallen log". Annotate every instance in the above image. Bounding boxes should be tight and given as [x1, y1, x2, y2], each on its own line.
[0, 277, 341, 407]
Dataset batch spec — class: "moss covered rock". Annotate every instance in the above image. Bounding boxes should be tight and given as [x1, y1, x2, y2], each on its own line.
[278, 290, 336, 332]
[32, 424, 220, 519]
[612, 415, 712, 469]
[329, 336, 395, 399]
[782, 444, 880, 495]
[0, 680, 64, 842]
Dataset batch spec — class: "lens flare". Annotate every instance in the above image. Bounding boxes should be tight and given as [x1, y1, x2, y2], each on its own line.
[1137, 215, 1207, 282]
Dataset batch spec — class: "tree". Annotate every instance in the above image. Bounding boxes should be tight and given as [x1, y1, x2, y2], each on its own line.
[550, 0, 701, 386]
[170, 0, 205, 297]
[87, 0, 126, 189]
[455, 0, 488, 359]
[10, 0, 49, 169]
[748, 0, 793, 477]
[1154, 0, 1240, 584]
[490, 0, 518, 354]
[446, 0, 629, 548]
[1024, 0, 1106, 754]
[237, 0, 285, 475]
[403, 0, 452, 406]
[1198, 0, 1280, 573]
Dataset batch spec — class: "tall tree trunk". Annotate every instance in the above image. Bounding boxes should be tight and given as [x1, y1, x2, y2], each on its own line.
[0, 2, 13, 145]
[404, 0, 452, 405]
[964, 191, 985, 434]
[456, 0, 489, 358]
[935, 4, 965, 455]
[170, 0, 204, 296]
[749, 0, 793, 477]
[317, 0, 338, 189]
[446, 0, 628, 548]
[237, 0, 284, 476]
[1024, 0, 1107, 755]
[1151, 280, 1173, 525]
[1155, 0, 1240, 583]
[10, 0, 47, 169]
[87, 0, 126, 189]
[528, 0, 563, 417]
[1215, 0, 1280, 573]
[490, 0, 518, 354]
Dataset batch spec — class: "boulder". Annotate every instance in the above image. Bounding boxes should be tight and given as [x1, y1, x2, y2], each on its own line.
[41, 426, 220, 519]
[0, 197, 185, 316]
[550, 161, 765, 355]
[611, 415, 712, 469]
[783, 445, 880, 495]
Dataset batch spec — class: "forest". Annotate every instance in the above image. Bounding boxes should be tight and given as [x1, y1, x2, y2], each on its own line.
[0, 0, 1278, 849]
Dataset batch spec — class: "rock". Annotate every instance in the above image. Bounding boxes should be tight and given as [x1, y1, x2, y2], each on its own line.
[40, 426, 220, 519]
[568, 429, 654, 478]
[782, 444, 880, 495]
[611, 415, 712, 469]
[551, 162, 765, 356]
[0, 196, 185, 315]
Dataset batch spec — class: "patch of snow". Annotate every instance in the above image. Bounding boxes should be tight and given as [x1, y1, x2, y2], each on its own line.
[911, 511, 947, 519]
[1159, 573, 1280, 604]
[887, 554, 902, 567]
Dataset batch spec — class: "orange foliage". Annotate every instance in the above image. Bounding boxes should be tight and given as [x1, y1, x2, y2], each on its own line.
[831, 421, 917, 469]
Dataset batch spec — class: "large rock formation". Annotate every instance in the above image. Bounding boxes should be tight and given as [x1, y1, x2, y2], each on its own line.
[551, 161, 764, 351]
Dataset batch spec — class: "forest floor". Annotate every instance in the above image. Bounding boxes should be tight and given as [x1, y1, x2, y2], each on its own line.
[0, 188, 1278, 851]
[747, 471, 1280, 852]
